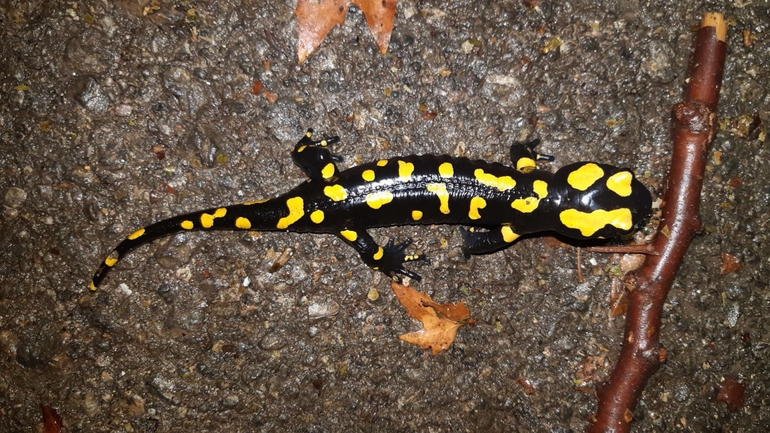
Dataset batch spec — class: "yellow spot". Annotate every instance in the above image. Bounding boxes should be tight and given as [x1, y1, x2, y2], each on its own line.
[235, 217, 252, 229]
[373, 247, 384, 260]
[181, 220, 194, 230]
[469, 196, 486, 220]
[340, 230, 358, 242]
[606, 171, 633, 197]
[411, 210, 423, 221]
[89, 281, 97, 291]
[559, 208, 633, 237]
[398, 160, 414, 181]
[501, 226, 520, 243]
[427, 183, 450, 214]
[296, 145, 306, 153]
[510, 179, 549, 213]
[200, 208, 227, 229]
[310, 209, 325, 224]
[105, 256, 118, 267]
[320, 139, 328, 147]
[376, 159, 388, 167]
[276, 197, 305, 229]
[305, 131, 312, 138]
[438, 162, 454, 177]
[321, 163, 336, 179]
[127, 228, 145, 240]
[511, 197, 540, 213]
[365, 191, 394, 209]
[474, 169, 517, 191]
[516, 157, 536, 173]
[567, 163, 604, 191]
[243, 198, 269, 205]
[362, 169, 375, 182]
[324, 184, 348, 201]
[200, 214, 214, 228]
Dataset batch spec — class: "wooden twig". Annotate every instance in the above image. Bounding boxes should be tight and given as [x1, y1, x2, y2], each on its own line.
[589, 13, 727, 432]
[584, 245, 659, 255]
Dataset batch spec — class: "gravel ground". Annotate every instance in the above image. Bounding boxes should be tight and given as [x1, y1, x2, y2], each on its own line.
[1, 1, 768, 431]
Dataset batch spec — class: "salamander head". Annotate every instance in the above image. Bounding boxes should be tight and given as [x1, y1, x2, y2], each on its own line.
[551, 162, 652, 240]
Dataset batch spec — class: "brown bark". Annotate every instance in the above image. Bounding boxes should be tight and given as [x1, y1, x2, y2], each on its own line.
[589, 13, 727, 432]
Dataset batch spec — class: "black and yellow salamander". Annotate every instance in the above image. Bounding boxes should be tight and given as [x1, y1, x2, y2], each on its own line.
[90, 129, 652, 290]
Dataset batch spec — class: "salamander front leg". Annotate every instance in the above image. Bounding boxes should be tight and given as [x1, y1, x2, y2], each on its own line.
[509, 139, 554, 173]
[459, 226, 521, 258]
[292, 128, 343, 182]
[336, 229, 425, 282]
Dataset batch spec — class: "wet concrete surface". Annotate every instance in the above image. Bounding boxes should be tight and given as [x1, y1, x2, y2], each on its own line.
[1, 1, 768, 431]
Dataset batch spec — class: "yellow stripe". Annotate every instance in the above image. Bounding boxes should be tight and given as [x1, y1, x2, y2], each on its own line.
[276, 197, 305, 229]
[559, 208, 633, 237]
[474, 169, 516, 191]
[427, 183, 450, 214]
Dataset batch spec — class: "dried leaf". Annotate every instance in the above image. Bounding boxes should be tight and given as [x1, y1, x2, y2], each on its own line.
[40, 405, 62, 433]
[391, 281, 473, 355]
[716, 374, 746, 412]
[720, 252, 743, 275]
[295, 0, 349, 63]
[295, 0, 397, 62]
[352, 0, 397, 54]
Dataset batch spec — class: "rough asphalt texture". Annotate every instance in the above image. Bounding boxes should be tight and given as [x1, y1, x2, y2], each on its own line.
[1, 1, 768, 431]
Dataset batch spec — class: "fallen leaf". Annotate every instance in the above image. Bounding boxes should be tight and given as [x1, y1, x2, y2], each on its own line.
[720, 252, 743, 275]
[295, 0, 397, 62]
[391, 281, 473, 355]
[716, 374, 746, 412]
[40, 405, 62, 433]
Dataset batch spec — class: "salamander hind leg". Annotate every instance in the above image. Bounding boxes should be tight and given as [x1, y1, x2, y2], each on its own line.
[336, 229, 425, 282]
[292, 128, 343, 182]
[460, 226, 521, 257]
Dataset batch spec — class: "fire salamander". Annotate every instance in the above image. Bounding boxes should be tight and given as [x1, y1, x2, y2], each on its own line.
[90, 129, 652, 290]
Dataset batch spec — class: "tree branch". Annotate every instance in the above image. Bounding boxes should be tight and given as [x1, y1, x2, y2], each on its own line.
[589, 13, 727, 432]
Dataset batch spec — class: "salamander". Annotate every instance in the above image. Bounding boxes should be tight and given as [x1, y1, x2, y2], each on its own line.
[90, 129, 652, 290]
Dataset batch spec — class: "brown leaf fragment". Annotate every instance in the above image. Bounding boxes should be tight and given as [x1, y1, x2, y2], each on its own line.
[719, 252, 743, 275]
[251, 81, 263, 95]
[295, 0, 397, 62]
[40, 405, 62, 433]
[716, 374, 746, 412]
[515, 377, 536, 395]
[295, 0, 349, 63]
[391, 281, 473, 355]
[351, 0, 397, 54]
